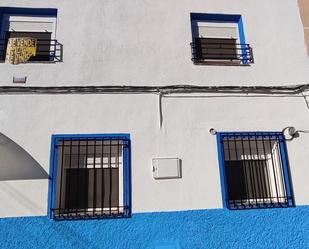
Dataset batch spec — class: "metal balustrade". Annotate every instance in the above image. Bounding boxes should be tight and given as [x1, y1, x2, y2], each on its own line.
[191, 38, 254, 65]
[0, 39, 63, 63]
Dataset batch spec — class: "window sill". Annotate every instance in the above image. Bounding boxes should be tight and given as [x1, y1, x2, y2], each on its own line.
[192, 60, 251, 66]
[0, 60, 60, 64]
[52, 207, 131, 221]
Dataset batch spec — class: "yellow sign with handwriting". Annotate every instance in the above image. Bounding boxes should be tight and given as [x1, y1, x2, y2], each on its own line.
[6, 38, 37, 65]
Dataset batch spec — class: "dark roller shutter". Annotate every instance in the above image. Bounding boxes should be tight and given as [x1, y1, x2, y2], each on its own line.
[65, 168, 119, 211]
[225, 161, 248, 201]
[65, 168, 89, 210]
[195, 37, 237, 60]
[225, 160, 271, 201]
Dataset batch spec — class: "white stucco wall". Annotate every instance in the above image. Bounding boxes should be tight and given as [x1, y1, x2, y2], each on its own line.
[0, 94, 309, 217]
[0, 0, 309, 218]
[0, 0, 308, 86]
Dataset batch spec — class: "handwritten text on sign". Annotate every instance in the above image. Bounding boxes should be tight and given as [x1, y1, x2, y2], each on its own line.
[6, 38, 37, 65]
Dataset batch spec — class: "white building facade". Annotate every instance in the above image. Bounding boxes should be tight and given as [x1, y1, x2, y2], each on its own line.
[0, 1, 309, 248]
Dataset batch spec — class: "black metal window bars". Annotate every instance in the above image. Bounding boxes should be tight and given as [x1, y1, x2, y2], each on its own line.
[191, 37, 254, 65]
[52, 137, 131, 220]
[0, 39, 63, 63]
[220, 133, 294, 210]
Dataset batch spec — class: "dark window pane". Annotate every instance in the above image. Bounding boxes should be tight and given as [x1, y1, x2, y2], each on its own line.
[195, 37, 237, 60]
[225, 161, 248, 201]
[87, 168, 119, 208]
[65, 168, 89, 210]
[226, 160, 271, 201]
[65, 168, 119, 210]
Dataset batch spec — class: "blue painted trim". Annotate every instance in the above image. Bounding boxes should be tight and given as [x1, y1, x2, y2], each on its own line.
[48, 135, 60, 219]
[278, 135, 295, 207]
[216, 133, 227, 208]
[237, 16, 248, 64]
[51, 133, 130, 139]
[51, 136, 60, 219]
[219, 131, 283, 136]
[0, 7, 57, 38]
[1, 206, 309, 248]
[0, 7, 57, 16]
[48, 133, 131, 220]
[47, 135, 56, 218]
[190, 13, 241, 22]
[123, 139, 132, 217]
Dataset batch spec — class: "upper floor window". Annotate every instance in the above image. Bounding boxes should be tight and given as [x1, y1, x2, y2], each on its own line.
[190, 13, 254, 66]
[49, 134, 131, 220]
[0, 7, 62, 64]
[217, 132, 294, 210]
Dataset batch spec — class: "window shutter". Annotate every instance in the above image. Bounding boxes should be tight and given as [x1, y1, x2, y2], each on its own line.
[6, 21, 54, 32]
[194, 37, 238, 60]
[198, 26, 237, 39]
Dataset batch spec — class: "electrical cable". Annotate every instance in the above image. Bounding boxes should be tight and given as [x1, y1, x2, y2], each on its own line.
[0, 83, 309, 95]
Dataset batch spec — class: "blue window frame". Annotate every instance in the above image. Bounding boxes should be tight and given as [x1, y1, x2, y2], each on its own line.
[48, 134, 131, 220]
[190, 13, 253, 65]
[216, 132, 294, 210]
[0, 7, 57, 37]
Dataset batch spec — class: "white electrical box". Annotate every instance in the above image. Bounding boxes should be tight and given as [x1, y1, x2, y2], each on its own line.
[13, 76, 27, 84]
[152, 158, 182, 179]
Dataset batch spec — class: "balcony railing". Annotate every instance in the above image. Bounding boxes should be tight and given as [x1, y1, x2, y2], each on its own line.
[191, 40, 254, 65]
[0, 39, 63, 63]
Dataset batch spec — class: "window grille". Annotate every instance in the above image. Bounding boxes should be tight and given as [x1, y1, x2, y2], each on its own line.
[50, 135, 131, 220]
[218, 132, 294, 210]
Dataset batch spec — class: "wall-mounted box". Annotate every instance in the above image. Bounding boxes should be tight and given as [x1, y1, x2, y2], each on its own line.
[13, 76, 27, 84]
[152, 158, 182, 179]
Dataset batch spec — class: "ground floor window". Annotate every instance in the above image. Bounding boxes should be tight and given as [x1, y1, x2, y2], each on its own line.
[49, 134, 131, 220]
[217, 132, 294, 210]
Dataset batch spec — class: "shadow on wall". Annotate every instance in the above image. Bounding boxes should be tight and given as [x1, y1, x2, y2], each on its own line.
[0, 133, 48, 181]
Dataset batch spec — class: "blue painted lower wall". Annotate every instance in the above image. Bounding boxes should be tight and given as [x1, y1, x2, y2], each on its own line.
[0, 206, 309, 249]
